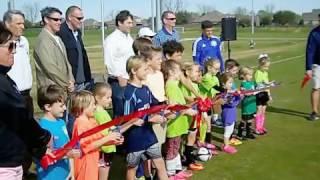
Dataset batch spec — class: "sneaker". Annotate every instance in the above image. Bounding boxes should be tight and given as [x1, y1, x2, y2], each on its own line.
[213, 119, 223, 128]
[222, 145, 237, 154]
[188, 163, 204, 171]
[309, 112, 319, 121]
[197, 141, 216, 150]
[229, 138, 242, 146]
[236, 134, 247, 141]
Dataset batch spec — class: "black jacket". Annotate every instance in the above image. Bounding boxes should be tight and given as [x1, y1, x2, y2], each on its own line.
[57, 22, 92, 83]
[0, 65, 51, 167]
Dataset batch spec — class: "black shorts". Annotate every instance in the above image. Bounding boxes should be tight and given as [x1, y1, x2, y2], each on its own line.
[99, 152, 115, 167]
[256, 91, 269, 106]
[242, 113, 255, 121]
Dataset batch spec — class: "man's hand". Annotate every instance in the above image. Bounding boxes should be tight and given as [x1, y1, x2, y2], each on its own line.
[118, 76, 128, 87]
[68, 81, 75, 92]
[66, 149, 81, 158]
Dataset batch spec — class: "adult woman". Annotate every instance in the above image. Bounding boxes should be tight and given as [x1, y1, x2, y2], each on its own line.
[0, 22, 51, 179]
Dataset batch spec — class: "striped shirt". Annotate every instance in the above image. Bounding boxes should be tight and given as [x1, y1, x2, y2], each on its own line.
[153, 26, 180, 47]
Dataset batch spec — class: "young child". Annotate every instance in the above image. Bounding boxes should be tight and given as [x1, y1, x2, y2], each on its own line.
[199, 60, 224, 125]
[254, 54, 271, 135]
[93, 83, 143, 180]
[162, 60, 197, 178]
[132, 37, 153, 56]
[238, 67, 256, 140]
[36, 85, 80, 180]
[162, 40, 184, 62]
[71, 90, 124, 180]
[180, 63, 206, 170]
[220, 73, 241, 154]
[124, 56, 168, 180]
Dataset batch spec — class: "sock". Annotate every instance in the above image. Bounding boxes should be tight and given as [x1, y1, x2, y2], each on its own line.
[205, 132, 212, 143]
[237, 122, 245, 137]
[246, 122, 252, 136]
[165, 158, 177, 176]
[184, 145, 195, 165]
[261, 114, 266, 130]
[255, 114, 262, 132]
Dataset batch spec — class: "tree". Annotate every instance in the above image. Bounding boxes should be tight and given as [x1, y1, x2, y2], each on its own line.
[163, 0, 185, 12]
[273, 10, 298, 25]
[175, 11, 193, 25]
[23, 2, 39, 23]
[197, 3, 216, 16]
[264, 3, 275, 14]
[234, 7, 249, 18]
[258, 10, 273, 26]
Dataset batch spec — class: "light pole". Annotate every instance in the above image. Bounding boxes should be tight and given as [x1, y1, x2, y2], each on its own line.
[156, 0, 161, 31]
[81, 0, 85, 38]
[101, 0, 105, 59]
[250, 0, 256, 48]
[151, 0, 155, 31]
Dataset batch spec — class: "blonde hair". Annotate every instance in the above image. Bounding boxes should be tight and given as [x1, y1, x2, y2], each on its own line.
[126, 55, 147, 80]
[182, 62, 198, 77]
[204, 59, 220, 73]
[239, 66, 253, 80]
[70, 90, 95, 117]
[93, 82, 111, 98]
[258, 54, 270, 67]
[161, 59, 181, 81]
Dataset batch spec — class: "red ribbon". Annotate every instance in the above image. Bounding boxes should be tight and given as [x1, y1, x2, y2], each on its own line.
[301, 74, 311, 89]
[191, 98, 213, 134]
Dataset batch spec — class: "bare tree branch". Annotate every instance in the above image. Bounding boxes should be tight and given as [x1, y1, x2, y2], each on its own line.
[23, 2, 39, 23]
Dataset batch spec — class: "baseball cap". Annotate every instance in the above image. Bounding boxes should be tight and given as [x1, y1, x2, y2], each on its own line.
[138, 27, 156, 38]
[258, 53, 269, 60]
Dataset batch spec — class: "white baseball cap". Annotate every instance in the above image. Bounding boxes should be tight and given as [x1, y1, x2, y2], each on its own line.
[138, 27, 156, 38]
[258, 53, 269, 60]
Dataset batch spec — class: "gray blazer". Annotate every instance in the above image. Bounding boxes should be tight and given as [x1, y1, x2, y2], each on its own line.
[33, 28, 74, 90]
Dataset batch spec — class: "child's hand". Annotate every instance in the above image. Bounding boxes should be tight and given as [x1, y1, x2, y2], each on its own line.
[149, 114, 166, 124]
[133, 118, 144, 126]
[104, 132, 123, 146]
[269, 95, 273, 103]
[183, 108, 198, 116]
[66, 149, 81, 158]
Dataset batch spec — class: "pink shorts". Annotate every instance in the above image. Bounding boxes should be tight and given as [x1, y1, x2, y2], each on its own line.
[0, 166, 23, 180]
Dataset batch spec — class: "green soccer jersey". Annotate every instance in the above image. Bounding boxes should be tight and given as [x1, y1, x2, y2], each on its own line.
[165, 80, 189, 138]
[254, 69, 269, 84]
[180, 82, 199, 100]
[241, 81, 257, 115]
[199, 73, 220, 97]
[94, 106, 116, 153]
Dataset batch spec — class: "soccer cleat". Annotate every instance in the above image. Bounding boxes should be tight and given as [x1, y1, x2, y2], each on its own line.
[229, 138, 243, 146]
[222, 144, 237, 154]
[309, 112, 319, 121]
[188, 163, 204, 171]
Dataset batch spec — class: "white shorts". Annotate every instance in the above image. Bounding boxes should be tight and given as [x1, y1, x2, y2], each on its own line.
[312, 64, 320, 89]
[224, 122, 235, 139]
[0, 166, 23, 180]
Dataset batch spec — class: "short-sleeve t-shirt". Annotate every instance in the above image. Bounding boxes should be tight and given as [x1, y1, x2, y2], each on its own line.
[241, 81, 257, 115]
[94, 106, 116, 153]
[254, 69, 269, 88]
[123, 83, 158, 153]
[165, 80, 189, 138]
[180, 82, 199, 100]
[199, 73, 220, 97]
[36, 118, 70, 180]
[145, 71, 166, 102]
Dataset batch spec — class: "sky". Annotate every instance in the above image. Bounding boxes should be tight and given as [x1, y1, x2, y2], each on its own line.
[0, 0, 319, 21]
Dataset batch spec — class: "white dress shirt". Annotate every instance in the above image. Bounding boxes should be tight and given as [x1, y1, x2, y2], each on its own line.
[8, 36, 33, 91]
[104, 29, 134, 79]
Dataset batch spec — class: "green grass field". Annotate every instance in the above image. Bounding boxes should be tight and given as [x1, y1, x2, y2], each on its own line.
[25, 25, 320, 180]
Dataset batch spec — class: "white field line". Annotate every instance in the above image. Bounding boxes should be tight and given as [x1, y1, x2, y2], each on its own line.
[180, 37, 306, 42]
[252, 54, 304, 68]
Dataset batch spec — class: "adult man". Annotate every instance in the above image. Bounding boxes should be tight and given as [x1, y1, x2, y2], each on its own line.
[192, 20, 224, 72]
[0, 22, 51, 180]
[57, 6, 92, 91]
[306, 13, 320, 121]
[3, 10, 34, 178]
[153, 10, 180, 47]
[104, 10, 134, 117]
[34, 7, 74, 92]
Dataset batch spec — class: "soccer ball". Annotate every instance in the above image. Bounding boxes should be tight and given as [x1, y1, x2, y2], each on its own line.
[196, 147, 212, 162]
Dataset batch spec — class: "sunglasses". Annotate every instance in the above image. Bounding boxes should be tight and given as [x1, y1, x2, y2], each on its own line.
[166, 17, 176, 21]
[0, 41, 17, 53]
[47, 16, 62, 22]
[72, 16, 84, 21]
